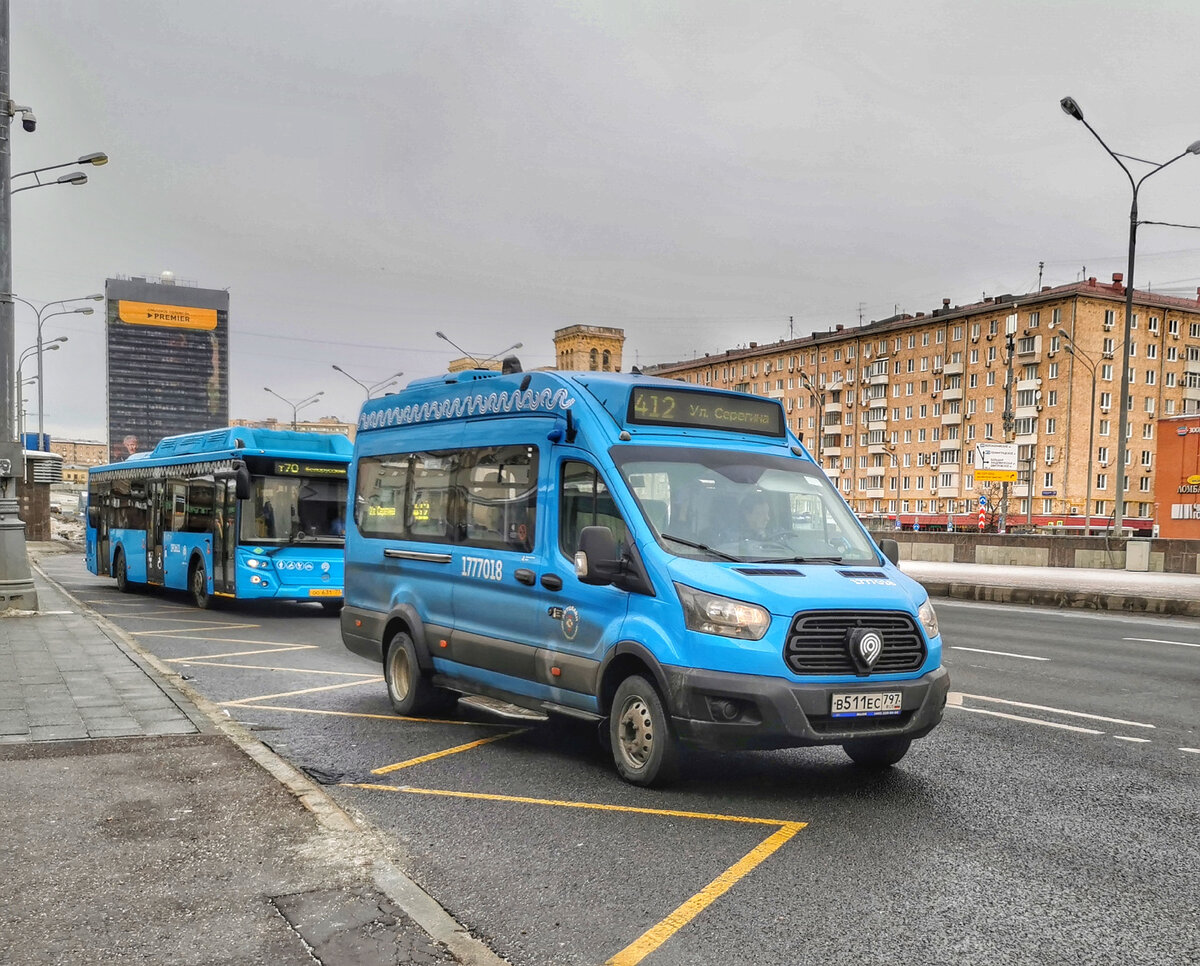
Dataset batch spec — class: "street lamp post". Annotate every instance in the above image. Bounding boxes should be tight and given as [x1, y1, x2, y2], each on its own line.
[10, 151, 107, 193]
[1060, 96, 1200, 532]
[798, 371, 825, 466]
[331, 364, 404, 399]
[1061, 332, 1098, 536]
[999, 310, 1018, 534]
[6, 295, 100, 449]
[14, 338, 63, 439]
[264, 387, 324, 431]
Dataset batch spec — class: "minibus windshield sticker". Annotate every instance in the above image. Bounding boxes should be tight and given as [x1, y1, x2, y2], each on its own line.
[359, 387, 575, 430]
[273, 461, 348, 477]
[627, 387, 785, 437]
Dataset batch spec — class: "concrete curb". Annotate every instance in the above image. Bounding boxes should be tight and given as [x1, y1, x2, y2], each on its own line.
[31, 560, 510, 966]
[917, 579, 1200, 617]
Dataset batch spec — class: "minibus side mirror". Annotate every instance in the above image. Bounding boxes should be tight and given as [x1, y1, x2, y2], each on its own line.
[87, 506, 99, 528]
[879, 538, 900, 565]
[575, 525, 622, 585]
[232, 460, 252, 501]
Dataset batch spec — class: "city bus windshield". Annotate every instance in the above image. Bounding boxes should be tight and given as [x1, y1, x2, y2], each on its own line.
[612, 445, 879, 565]
[239, 475, 348, 545]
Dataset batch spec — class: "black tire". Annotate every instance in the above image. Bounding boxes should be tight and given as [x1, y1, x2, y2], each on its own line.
[384, 631, 456, 716]
[321, 600, 344, 616]
[843, 736, 912, 768]
[609, 674, 680, 787]
[114, 550, 131, 593]
[190, 559, 211, 610]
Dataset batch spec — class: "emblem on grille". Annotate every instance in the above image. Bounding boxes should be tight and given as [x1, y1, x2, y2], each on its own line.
[846, 628, 883, 673]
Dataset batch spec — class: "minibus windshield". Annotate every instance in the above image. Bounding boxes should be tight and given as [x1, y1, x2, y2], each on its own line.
[240, 475, 348, 545]
[613, 446, 879, 565]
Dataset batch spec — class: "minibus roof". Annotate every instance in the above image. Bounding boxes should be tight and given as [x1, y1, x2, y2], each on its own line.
[359, 368, 802, 451]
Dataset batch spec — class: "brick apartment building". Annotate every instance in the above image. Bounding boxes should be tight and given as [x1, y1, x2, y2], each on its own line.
[647, 275, 1200, 533]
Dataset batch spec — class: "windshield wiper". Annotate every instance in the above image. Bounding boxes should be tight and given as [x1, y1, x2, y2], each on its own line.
[749, 555, 844, 564]
[659, 532, 740, 562]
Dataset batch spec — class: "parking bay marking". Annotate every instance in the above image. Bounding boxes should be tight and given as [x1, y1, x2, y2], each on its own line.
[342, 782, 806, 966]
[220, 678, 383, 707]
[951, 692, 1155, 729]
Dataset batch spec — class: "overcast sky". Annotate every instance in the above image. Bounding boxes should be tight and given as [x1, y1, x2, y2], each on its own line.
[11, 0, 1200, 441]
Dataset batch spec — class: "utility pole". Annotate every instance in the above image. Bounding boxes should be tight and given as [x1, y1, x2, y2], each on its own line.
[999, 306, 1018, 535]
[0, 0, 38, 610]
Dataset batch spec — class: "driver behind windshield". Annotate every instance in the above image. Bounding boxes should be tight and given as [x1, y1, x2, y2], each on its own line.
[740, 490, 774, 541]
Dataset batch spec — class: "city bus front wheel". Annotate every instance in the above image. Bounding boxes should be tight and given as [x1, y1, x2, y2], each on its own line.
[384, 631, 455, 716]
[610, 675, 680, 787]
[189, 561, 212, 610]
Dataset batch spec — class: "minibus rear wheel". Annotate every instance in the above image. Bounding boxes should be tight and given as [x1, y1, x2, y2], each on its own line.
[843, 736, 911, 768]
[610, 675, 680, 787]
[385, 631, 455, 716]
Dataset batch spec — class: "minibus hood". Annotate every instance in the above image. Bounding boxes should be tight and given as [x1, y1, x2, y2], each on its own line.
[665, 556, 927, 616]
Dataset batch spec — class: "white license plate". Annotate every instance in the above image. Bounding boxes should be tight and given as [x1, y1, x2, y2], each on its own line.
[831, 691, 902, 717]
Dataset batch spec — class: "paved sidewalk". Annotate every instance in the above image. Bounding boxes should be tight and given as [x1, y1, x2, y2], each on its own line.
[901, 558, 1200, 616]
[0, 556, 503, 966]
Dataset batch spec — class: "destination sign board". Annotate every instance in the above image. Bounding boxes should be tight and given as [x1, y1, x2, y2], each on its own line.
[626, 387, 785, 438]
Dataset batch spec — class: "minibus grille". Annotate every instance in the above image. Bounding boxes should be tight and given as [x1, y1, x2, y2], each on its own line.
[784, 610, 925, 675]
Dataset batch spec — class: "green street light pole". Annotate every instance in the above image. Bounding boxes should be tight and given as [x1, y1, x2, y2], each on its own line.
[1060, 96, 1200, 533]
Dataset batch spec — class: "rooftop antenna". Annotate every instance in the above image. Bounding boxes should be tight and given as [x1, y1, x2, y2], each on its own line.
[858, 302, 866, 325]
[435, 331, 480, 366]
[788, 315, 794, 339]
[1037, 260, 1044, 289]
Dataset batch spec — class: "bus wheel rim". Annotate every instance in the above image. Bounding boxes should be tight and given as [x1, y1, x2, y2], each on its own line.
[617, 696, 653, 768]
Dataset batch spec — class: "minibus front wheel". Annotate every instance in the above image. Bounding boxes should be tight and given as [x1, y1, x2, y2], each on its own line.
[384, 631, 456, 716]
[843, 736, 911, 769]
[610, 675, 680, 787]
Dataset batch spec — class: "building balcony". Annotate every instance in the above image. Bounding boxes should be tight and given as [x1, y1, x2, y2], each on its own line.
[868, 372, 890, 386]
[820, 444, 841, 457]
[942, 386, 963, 402]
[867, 419, 887, 432]
[867, 442, 889, 456]
[940, 412, 962, 425]
[824, 399, 844, 414]
[943, 361, 965, 376]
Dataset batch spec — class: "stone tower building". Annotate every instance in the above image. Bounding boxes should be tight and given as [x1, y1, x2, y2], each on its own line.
[554, 324, 625, 372]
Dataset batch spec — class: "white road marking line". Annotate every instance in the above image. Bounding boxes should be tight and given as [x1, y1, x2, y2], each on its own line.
[956, 692, 1156, 729]
[1113, 736, 1151, 744]
[950, 705, 1103, 734]
[1123, 637, 1200, 649]
[951, 646, 1049, 661]
[1180, 747, 1200, 755]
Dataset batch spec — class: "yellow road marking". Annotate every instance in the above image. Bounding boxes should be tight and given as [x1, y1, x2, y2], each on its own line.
[133, 623, 260, 636]
[343, 784, 798, 827]
[341, 783, 806, 965]
[171, 660, 377, 677]
[165, 644, 318, 661]
[606, 822, 804, 966]
[242, 704, 516, 727]
[221, 678, 383, 707]
[371, 733, 526, 774]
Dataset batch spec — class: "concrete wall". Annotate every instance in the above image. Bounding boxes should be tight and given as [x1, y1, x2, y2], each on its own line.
[872, 529, 1200, 573]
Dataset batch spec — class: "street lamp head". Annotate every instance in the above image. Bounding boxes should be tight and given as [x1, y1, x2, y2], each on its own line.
[85, 293, 103, 301]
[78, 152, 108, 166]
[1187, 140, 1200, 156]
[1060, 96, 1084, 122]
[49, 337, 68, 346]
[72, 307, 94, 315]
[57, 172, 87, 186]
[44, 343, 61, 352]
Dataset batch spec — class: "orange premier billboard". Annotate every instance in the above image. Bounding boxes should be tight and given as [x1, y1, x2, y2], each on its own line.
[1154, 414, 1200, 538]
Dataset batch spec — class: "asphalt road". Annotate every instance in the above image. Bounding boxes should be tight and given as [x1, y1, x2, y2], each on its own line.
[42, 555, 1200, 966]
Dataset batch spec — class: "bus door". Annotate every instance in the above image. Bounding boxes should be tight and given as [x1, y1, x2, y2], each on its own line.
[146, 480, 165, 585]
[214, 478, 238, 595]
[93, 483, 110, 575]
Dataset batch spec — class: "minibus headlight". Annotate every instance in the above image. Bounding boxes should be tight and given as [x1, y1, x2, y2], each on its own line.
[675, 583, 770, 641]
[918, 598, 939, 639]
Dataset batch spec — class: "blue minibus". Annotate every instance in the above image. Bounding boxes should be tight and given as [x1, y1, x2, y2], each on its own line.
[341, 365, 949, 784]
[87, 427, 352, 611]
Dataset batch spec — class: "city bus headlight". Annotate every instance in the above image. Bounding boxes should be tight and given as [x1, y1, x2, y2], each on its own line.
[918, 598, 939, 639]
[675, 583, 770, 641]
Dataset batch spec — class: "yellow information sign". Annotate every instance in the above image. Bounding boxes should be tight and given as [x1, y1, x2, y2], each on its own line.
[975, 468, 1018, 483]
[116, 300, 218, 331]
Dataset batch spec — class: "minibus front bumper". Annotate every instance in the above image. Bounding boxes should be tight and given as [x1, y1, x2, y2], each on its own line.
[662, 664, 950, 751]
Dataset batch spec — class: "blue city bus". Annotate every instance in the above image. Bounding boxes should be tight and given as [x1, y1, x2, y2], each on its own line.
[340, 364, 949, 785]
[86, 427, 352, 611]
